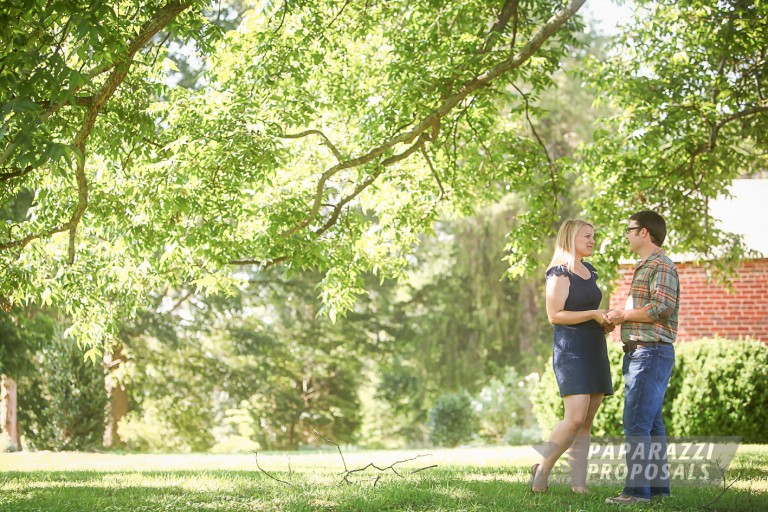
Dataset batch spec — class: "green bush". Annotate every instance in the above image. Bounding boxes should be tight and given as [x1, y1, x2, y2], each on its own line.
[474, 367, 540, 444]
[0, 431, 14, 453]
[668, 339, 768, 442]
[18, 333, 107, 451]
[532, 338, 768, 442]
[428, 392, 477, 447]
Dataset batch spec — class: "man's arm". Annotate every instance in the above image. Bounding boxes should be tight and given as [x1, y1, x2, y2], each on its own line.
[644, 261, 679, 321]
[607, 261, 679, 324]
[608, 306, 654, 324]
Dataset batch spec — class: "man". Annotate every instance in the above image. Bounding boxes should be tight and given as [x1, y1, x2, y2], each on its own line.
[605, 210, 680, 505]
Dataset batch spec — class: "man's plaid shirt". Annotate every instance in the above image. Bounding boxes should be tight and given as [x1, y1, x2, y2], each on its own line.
[621, 248, 680, 344]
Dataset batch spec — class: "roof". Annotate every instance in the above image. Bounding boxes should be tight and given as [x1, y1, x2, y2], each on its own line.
[709, 178, 767, 257]
[617, 179, 766, 265]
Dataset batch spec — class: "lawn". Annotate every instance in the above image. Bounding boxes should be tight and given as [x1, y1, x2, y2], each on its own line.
[1, 445, 766, 511]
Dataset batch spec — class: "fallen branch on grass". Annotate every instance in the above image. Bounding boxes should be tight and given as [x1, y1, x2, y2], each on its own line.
[254, 451, 295, 487]
[703, 458, 744, 510]
[313, 429, 438, 485]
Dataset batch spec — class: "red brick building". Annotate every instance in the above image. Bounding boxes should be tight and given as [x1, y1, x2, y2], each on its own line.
[609, 258, 768, 342]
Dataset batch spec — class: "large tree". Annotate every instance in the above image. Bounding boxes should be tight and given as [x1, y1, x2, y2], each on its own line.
[576, 0, 767, 276]
[4, 0, 765, 354]
[1, 0, 588, 351]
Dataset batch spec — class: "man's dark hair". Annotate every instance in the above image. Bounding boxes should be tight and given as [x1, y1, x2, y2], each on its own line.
[630, 210, 667, 246]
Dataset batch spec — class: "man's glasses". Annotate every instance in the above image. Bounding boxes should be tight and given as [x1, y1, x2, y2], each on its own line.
[625, 226, 643, 234]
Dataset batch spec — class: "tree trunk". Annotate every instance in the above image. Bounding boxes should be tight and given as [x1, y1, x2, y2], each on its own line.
[517, 277, 540, 362]
[103, 347, 129, 448]
[1, 375, 20, 451]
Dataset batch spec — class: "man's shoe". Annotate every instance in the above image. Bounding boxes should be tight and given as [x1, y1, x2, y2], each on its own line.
[605, 493, 651, 505]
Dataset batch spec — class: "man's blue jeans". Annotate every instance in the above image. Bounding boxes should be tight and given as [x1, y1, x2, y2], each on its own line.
[622, 343, 675, 500]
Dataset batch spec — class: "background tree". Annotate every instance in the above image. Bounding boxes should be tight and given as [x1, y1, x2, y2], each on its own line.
[4, 0, 766, 452]
[577, 0, 767, 278]
[16, 323, 107, 451]
[368, 32, 615, 443]
[115, 269, 388, 451]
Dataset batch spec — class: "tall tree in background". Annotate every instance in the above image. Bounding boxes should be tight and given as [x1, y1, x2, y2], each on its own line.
[3, 1, 765, 354]
[371, 32, 615, 435]
[5, 0, 766, 450]
[579, 0, 767, 276]
[113, 269, 387, 451]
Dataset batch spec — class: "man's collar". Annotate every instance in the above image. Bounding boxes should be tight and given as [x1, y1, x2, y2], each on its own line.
[635, 247, 665, 267]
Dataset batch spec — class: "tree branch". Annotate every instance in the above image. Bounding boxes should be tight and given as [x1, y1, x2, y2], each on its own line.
[716, 105, 768, 128]
[0, 222, 71, 251]
[38, 97, 95, 109]
[326, 0, 353, 29]
[287, 0, 585, 236]
[512, 83, 559, 211]
[703, 459, 743, 511]
[0, 1, 194, 259]
[421, 145, 445, 201]
[480, 0, 519, 54]
[0, 165, 34, 182]
[229, 255, 289, 267]
[272, 2, 289, 33]
[313, 133, 429, 238]
[675, 102, 768, 198]
[314, 429, 435, 485]
[418, 145, 445, 222]
[254, 451, 295, 487]
[281, 129, 344, 162]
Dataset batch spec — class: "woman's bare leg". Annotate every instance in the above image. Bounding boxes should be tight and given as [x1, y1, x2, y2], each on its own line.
[568, 393, 604, 492]
[532, 394, 590, 491]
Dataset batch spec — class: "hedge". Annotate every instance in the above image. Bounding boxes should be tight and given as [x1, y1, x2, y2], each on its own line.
[531, 338, 768, 443]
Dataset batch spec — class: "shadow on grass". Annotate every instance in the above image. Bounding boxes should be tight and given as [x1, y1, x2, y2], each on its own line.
[1, 468, 766, 511]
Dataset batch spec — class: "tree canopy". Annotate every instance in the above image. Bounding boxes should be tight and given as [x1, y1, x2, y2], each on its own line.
[579, 0, 767, 274]
[2, 0, 766, 352]
[1, 0, 589, 352]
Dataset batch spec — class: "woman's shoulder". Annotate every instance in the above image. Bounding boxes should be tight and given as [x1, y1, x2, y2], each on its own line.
[582, 261, 600, 280]
[545, 265, 571, 280]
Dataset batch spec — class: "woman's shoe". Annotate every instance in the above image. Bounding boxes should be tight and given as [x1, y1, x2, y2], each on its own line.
[530, 463, 548, 493]
[571, 486, 590, 494]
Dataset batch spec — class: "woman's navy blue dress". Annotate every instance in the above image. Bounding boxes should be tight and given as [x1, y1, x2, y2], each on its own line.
[546, 262, 613, 397]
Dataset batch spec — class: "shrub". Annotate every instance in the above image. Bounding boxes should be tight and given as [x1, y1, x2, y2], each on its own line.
[17, 333, 107, 451]
[474, 367, 540, 444]
[532, 338, 768, 442]
[117, 408, 188, 452]
[503, 425, 542, 445]
[0, 431, 14, 453]
[428, 392, 477, 447]
[668, 339, 768, 442]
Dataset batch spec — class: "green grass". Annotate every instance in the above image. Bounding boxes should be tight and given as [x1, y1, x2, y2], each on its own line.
[1, 445, 766, 511]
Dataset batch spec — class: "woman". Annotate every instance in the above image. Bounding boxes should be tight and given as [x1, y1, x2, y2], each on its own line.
[531, 219, 614, 494]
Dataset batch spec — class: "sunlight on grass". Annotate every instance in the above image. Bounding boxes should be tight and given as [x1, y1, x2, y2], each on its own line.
[2, 446, 766, 511]
[462, 471, 523, 484]
[0, 445, 539, 473]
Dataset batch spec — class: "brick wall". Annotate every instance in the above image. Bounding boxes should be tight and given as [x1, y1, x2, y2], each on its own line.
[608, 258, 768, 342]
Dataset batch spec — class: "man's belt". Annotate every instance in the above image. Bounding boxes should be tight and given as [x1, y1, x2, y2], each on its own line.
[622, 341, 661, 353]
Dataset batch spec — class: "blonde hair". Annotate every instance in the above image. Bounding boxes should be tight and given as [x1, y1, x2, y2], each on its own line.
[547, 219, 593, 273]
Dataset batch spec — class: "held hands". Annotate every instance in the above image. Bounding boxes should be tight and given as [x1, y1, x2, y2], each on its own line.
[605, 309, 627, 325]
[593, 309, 616, 333]
[600, 309, 632, 333]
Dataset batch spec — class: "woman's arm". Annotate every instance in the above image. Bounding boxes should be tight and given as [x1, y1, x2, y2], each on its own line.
[545, 275, 608, 325]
